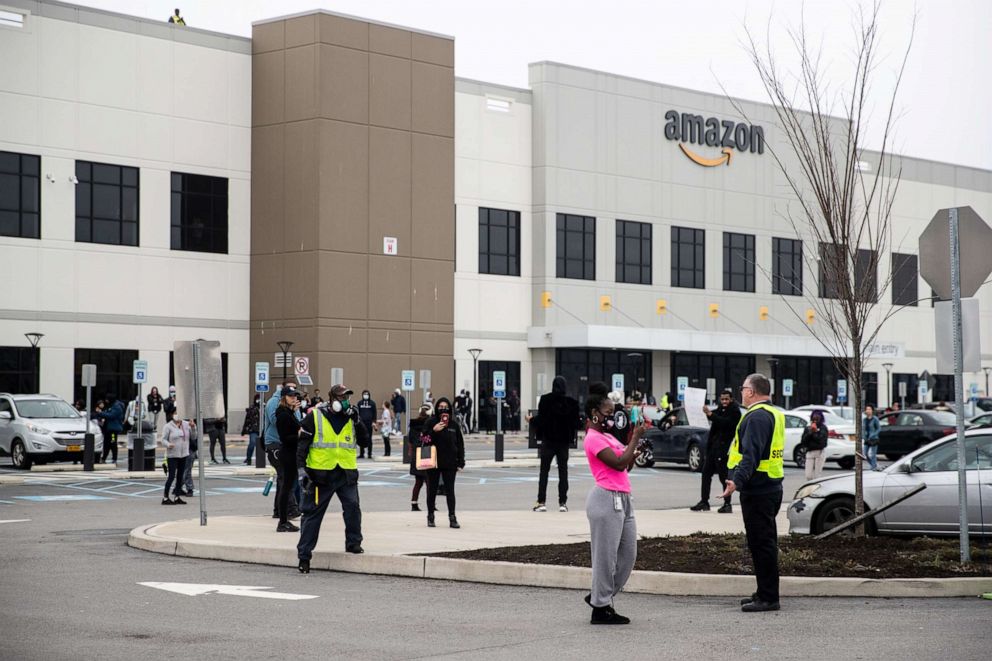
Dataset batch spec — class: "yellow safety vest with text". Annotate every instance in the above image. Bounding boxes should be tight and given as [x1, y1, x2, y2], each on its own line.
[306, 410, 358, 471]
[727, 402, 785, 478]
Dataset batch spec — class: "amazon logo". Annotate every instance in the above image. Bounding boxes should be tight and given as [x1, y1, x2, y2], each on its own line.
[664, 110, 764, 167]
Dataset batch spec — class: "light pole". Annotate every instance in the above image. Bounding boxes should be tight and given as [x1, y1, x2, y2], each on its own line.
[24, 333, 43, 392]
[468, 348, 482, 433]
[276, 340, 294, 383]
[882, 362, 894, 409]
[984, 366, 991, 398]
[767, 357, 779, 406]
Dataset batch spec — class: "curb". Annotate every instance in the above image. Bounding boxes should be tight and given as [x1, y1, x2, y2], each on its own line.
[127, 522, 992, 598]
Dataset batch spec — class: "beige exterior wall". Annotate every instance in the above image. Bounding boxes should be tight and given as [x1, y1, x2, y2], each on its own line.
[249, 12, 455, 402]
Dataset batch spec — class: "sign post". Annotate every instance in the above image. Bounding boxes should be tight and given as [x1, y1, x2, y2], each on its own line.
[294, 356, 312, 387]
[837, 379, 848, 418]
[676, 376, 688, 403]
[898, 381, 907, 410]
[401, 370, 415, 464]
[493, 370, 506, 462]
[705, 378, 716, 405]
[254, 362, 269, 469]
[782, 379, 794, 410]
[130, 360, 148, 472]
[611, 373, 625, 395]
[81, 364, 97, 471]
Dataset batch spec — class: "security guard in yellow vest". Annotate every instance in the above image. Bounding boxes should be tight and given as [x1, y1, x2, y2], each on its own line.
[721, 373, 785, 612]
[296, 384, 369, 573]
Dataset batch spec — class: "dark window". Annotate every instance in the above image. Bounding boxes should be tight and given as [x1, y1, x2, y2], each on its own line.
[478, 360, 522, 431]
[171, 172, 228, 254]
[671, 226, 705, 289]
[893, 373, 919, 406]
[772, 238, 803, 295]
[478, 207, 520, 276]
[932, 374, 955, 402]
[722, 232, 755, 292]
[75, 160, 139, 246]
[818, 242, 844, 299]
[771, 356, 846, 408]
[556, 213, 596, 280]
[891, 253, 918, 306]
[671, 352, 754, 402]
[855, 248, 877, 302]
[73, 348, 139, 403]
[0, 151, 41, 239]
[0, 347, 39, 394]
[554, 349, 652, 406]
[615, 220, 652, 284]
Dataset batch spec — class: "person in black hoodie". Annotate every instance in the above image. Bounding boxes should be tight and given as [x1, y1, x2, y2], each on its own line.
[274, 392, 302, 532]
[357, 390, 377, 459]
[407, 404, 431, 511]
[691, 388, 742, 513]
[533, 376, 580, 512]
[422, 397, 465, 528]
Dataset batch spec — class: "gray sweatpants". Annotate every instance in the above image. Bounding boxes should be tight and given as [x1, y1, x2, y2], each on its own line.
[586, 486, 637, 608]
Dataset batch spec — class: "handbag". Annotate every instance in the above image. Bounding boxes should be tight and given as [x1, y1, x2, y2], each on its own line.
[416, 444, 437, 470]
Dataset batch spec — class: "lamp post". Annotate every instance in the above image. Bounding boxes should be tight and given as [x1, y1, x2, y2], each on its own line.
[984, 367, 991, 398]
[24, 333, 43, 392]
[276, 340, 294, 382]
[882, 362, 894, 409]
[767, 357, 779, 406]
[626, 352, 643, 398]
[468, 348, 482, 433]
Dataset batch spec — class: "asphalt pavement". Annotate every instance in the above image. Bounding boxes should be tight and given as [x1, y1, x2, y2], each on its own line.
[2, 439, 985, 661]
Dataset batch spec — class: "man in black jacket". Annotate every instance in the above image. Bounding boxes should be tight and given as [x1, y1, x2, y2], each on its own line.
[356, 390, 376, 458]
[533, 376, 580, 512]
[691, 388, 742, 513]
[295, 384, 369, 573]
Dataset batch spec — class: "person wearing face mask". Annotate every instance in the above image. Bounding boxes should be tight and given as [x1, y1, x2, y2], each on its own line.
[533, 376, 580, 512]
[241, 395, 260, 465]
[161, 414, 191, 505]
[296, 384, 369, 572]
[274, 389, 303, 532]
[583, 390, 648, 625]
[356, 390, 377, 459]
[421, 398, 466, 528]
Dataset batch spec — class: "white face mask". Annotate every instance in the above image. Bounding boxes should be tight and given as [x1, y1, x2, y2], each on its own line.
[363, 394, 370, 400]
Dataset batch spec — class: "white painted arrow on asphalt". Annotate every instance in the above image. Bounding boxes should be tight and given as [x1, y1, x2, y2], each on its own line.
[139, 582, 319, 600]
[0, 519, 30, 524]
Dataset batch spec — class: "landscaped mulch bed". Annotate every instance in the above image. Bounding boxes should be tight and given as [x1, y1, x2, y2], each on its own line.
[427, 534, 992, 579]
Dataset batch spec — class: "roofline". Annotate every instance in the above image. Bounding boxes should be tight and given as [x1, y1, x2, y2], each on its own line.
[252, 8, 453, 41]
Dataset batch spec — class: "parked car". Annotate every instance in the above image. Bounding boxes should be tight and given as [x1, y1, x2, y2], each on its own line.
[783, 410, 857, 470]
[635, 407, 708, 471]
[877, 410, 958, 460]
[908, 402, 956, 413]
[788, 428, 992, 536]
[975, 398, 992, 413]
[968, 412, 992, 428]
[790, 404, 856, 421]
[0, 393, 103, 469]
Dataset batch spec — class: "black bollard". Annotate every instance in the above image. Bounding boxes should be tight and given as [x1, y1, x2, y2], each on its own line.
[130, 435, 144, 472]
[254, 436, 266, 468]
[495, 432, 504, 462]
[83, 433, 95, 471]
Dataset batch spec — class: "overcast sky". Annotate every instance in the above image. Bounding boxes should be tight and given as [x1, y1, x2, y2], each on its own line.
[71, 0, 991, 170]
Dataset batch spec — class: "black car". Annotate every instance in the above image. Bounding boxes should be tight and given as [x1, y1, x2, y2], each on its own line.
[877, 410, 958, 460]
[635, 407, 709, 471]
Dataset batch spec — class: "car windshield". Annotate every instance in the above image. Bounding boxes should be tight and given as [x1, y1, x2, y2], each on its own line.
[16, 399, 81, 419]
[927, 412, 957, 426]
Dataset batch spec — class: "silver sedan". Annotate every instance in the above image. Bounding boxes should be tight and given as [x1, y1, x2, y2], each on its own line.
[788, 428, 992, 536]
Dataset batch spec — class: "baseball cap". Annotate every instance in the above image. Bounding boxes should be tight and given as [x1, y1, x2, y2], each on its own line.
[330, 384, 354, 398]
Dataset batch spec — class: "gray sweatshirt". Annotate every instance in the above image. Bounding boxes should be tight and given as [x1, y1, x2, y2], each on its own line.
[161, 420, 191, 458]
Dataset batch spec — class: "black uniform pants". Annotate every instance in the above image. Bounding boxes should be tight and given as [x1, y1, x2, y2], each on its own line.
[700, 452, 730, 504]
[537, 445, 569, 506]
[101, 431, 119, 462]
[426, 468, 457, 517]
[740, 490, 783, 603]
[297, 479, 362, 559]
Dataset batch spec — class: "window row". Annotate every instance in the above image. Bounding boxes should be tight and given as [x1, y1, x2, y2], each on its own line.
[476, 208, 923, 304]
[0, 151, 229, 254]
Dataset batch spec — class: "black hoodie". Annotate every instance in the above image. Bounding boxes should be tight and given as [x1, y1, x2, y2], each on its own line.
[537, 376, 580, 448]
[422, 398, 465, 469]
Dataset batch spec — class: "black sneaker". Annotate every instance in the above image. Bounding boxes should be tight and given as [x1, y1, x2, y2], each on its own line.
[717, 503, 733, 514]
[740, 592, 759, 606]
[298, 559, 310, 574]
[689, 500, 710, 511]
[345, 545, 364, 554]
[449, 515, 460, 529]
[172, 497, 187, 505]
[276, 522, 300, 533]
[161, 498, 175, 506]
[741, 599, 780, 613]
[591, 605, 630, 625]
[411, 502, 421, 512]
[427, 515, 436, 528]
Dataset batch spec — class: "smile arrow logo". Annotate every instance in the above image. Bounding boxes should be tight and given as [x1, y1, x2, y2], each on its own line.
[679, 144, 733, 167]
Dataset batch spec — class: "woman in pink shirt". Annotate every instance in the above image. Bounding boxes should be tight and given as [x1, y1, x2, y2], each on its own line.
[583, 391, 647, 625]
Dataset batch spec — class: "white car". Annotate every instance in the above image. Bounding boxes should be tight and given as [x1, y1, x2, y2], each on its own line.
[0, 393, 103, 469]
[788, 428, 992, 536]
[791, 404, 856, 421]
[784, 410, 857, 470]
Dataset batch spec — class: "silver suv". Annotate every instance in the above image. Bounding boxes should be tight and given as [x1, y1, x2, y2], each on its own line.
[0, 394, 104, 469]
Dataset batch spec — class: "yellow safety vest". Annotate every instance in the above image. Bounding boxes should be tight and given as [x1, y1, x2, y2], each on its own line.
[306, 410, 358, 471]
[727, 402, 785, 478]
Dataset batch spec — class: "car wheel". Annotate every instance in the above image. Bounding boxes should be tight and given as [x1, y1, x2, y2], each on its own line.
[793, 446, 807, 469]
[634, 447, 655, 468]
[813, 496, 856, 535]
[11, 439, 32, 470]
[837, 458, 855, 470]
[686, 442, 703, 472]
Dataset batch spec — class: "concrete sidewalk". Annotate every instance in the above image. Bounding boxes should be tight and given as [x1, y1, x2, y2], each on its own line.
[128, 507, 992, 598]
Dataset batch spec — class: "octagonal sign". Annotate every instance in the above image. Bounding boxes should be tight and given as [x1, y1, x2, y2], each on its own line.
[919, 206, 992, 300]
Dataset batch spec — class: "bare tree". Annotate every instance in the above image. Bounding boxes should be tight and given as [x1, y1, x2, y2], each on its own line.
[730, 3, 915, 534]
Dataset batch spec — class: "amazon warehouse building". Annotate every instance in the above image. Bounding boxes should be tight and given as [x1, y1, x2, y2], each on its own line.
[2, 0, 992, 430]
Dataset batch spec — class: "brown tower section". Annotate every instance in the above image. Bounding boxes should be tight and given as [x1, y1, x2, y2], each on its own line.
[249, 11, 454, 402]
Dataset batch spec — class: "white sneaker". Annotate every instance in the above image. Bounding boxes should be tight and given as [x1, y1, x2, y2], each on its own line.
[559, 504, 568, 512]
[533, 503, 547, 512]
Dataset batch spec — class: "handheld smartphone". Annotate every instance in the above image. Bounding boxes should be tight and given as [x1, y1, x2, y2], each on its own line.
[441, 413, 450, 426]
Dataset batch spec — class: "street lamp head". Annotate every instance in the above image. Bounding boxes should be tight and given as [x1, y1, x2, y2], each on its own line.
[277, 340, 294, 353]
[882, 362, 893, 371]
[24, 332, 43, 348]
[468, 348, 482, 359]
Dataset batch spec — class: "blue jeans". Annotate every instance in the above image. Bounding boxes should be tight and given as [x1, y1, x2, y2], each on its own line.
[246, 432, 258, 463]
[866, 443, 878, 470]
